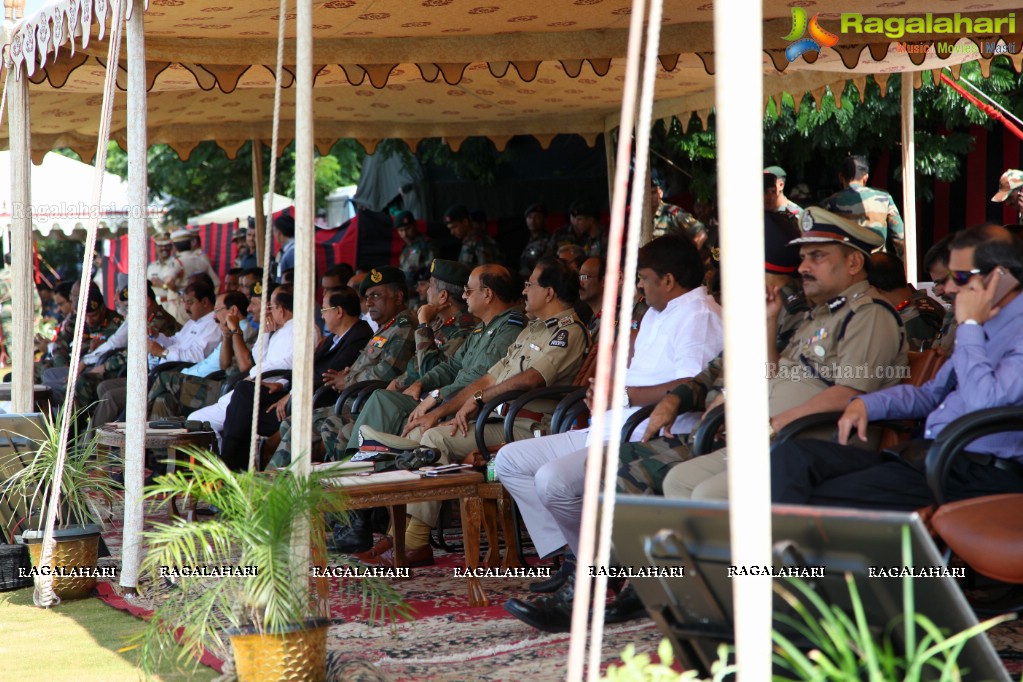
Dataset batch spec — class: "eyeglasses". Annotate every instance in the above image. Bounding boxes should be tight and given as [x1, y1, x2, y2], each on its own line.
[462, 286, 489, 295]
[320, 306, 337, 314]
[946, 269, 986, 286]
[579, 274, 595, 282]
[213, 306, 226, 314]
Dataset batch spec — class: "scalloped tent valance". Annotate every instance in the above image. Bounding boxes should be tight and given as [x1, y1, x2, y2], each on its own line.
[2, 0, 1020, 157]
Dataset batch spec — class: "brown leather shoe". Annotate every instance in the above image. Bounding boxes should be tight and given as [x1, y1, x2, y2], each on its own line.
[352, 536, 393, 563]
[359, 543, 434, 568]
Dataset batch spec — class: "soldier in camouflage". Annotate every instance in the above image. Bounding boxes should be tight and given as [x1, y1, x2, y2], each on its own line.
[991, 168, 1023, 224]
[519, 203, 550, 277]
[820, 155, 904, 257]
[649, 179, 703, 242]
[444, 204, 502, 268]
[394, 210, 435, 288]
[868, 252, 945, 351]
[549, 201, 607, 259]
[271, 266, 416, 467]
[764, 165, 802, 217]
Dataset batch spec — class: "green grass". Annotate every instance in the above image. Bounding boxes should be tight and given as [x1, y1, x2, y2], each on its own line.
[0, 587, 218, 681]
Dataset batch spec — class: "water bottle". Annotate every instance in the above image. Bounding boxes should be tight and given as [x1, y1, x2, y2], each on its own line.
[486, 457, 498, 482]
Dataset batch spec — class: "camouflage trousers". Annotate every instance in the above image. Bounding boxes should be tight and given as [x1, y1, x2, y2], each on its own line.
[148, 370, 224, 419]
[269, 406, 336, 468]
[615, 436, 693, 496]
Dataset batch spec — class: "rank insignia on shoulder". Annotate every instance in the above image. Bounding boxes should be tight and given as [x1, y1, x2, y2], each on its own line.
[549, 329, 569, 348]
[544, 317, 558, 328]
[507, 313, 525, 327]
[473, 325, 484, 334]
[558, 316, 575, 328]
[397, 316, 411, 327]
[826, 296, 847, 313]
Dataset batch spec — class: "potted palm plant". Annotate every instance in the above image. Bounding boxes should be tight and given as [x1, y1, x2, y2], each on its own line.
[134, 447, 408, 681]
[0, 407, 121, 601]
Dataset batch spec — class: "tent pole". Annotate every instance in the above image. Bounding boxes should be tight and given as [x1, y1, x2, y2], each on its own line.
[714, 0, 772, 677]
[7, 64, 32, 413]
[292, 0, 315, 609]
[901, 76, 917, 285]
[120, 0, 147, 594]
[251, 139, 266, 267]
[603, 129, 615, 209]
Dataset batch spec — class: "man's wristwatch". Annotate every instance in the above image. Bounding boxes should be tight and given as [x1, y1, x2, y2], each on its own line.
[962, 319, 980, 326]
[474, 390, 485, 408]
[623, 387, 631, 409]
[429, 388, 442, 404]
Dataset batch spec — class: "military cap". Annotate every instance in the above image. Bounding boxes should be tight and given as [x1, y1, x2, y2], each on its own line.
[991, 169, 1023, 202]
[359, 266, 405, 295]
[86, 286, 105, 312]
[393, 210, 416, 229]
[569, 200, 599, 219]
[764, 165, 787, 179]
[356, 425, 419, 454]
[764, 212, 801, 274]
[414, 267, 432, 283]
[170, 228, 191, 242]
[153, 234, 172, 246]
[792, 207, 883, 256]
[443, 204, 471, 223]
[428, 259, 471, 288]
[524, 203, 547, 217]
[251, 280, 264, 297]
[119, 282, 156, 302]
[232, 227, 248, 240]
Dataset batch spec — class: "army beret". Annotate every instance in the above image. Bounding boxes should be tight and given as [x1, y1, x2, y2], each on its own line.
[429, 259, 471, 288]
[120, 283, 157, 302]
[443, 204, 470, 223]
[393, 210, 416, 229]
[792, 207, 883, 256]
[153, 234, 172, 246]
[524, 203, 547, 217]
[992, 169, 1023, 202]
[764, 212, 801, 275]
[251, 281, 264, 296]
[87, 287, 105, 312]
[360, 266, 406, 295]
[764, 165, 787, 179]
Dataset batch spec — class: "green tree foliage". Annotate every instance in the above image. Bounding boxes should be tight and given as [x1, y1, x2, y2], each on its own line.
[102, 139, 364, 225]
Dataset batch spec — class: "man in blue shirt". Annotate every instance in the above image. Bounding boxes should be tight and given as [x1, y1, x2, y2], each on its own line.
[772, 225, 1023, 508]
[272, 214, 296, 283]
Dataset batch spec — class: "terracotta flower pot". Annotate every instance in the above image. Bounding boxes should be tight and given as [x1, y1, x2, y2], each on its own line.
[22, 525, 102, 601]
[228, 618, 330, 682]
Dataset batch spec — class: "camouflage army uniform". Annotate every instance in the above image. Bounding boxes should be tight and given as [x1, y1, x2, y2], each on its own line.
[820, 182, 904, 248]
[147, 254, 186, 324]
[0, 267, 42, 363]
[399, 236, 436, 284]
[519, 234, 550, 276]
[619, 280, 906, 497]
[148, 370, 229, 419]
[458, 231, 503, 268]
[896, 288, 945, 351]
[325, 307, 528, 461]
[272, 309, 416, 466]
[651, 201, 703, 241]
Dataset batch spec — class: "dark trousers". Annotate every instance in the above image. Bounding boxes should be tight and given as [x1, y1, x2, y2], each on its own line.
[770, 438, 1023, 509]
[220, 380, 283, 471]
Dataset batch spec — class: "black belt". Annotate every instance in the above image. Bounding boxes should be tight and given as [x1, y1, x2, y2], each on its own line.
[961, 451, 1023, 477]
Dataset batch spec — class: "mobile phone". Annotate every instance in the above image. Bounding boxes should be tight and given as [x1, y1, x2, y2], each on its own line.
[984, 266, 1021, 304]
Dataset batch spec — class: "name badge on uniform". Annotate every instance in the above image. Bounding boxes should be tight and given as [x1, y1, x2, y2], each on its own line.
[549, 330, 569, 348]
[370, 335, 387, 349]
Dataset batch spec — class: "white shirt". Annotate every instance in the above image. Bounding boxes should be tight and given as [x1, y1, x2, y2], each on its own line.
[588, 286, 724, 444]
[249, 318, 294, 380]
[361, 311, 379, 333]
[82, 319, 129, 366]
[152, 311, 221, 366]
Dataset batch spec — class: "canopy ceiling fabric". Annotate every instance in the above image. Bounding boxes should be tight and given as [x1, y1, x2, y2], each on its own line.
[2, 0, 1021, 158]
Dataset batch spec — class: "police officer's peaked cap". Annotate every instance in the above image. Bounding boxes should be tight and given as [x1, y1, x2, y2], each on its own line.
[170, 228, 191, 242]
[393, 210, 416, 229]
[429, 259, 471, 288]
[232, 227, 248, 240]
[359, 266, 406, 295]
[992, 169, 1023, 202]
[791, 207, 883, 256]
[153, 234, 172, 246]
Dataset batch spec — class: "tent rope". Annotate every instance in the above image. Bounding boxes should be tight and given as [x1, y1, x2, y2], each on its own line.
[246, 0, 289, 472]
[34, 0, 124, 608]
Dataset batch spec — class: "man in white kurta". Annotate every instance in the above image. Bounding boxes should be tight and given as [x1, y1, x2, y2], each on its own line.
[147, 281, 222, 369]
[495, 235, 724, 560]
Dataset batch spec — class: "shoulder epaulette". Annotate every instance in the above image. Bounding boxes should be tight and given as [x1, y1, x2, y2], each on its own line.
[506, 311, 526, 327]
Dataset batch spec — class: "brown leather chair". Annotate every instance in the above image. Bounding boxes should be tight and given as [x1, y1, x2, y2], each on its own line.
[930, 494, 1023, 585]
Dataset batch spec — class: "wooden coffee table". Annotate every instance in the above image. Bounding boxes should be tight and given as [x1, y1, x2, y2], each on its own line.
[321, 471, 489, 607]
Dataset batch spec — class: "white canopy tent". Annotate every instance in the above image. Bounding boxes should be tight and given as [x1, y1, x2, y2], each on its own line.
[186, 191, 292, 227]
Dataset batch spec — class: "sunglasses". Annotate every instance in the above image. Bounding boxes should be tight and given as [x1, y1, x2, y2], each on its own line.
[945, 269, 987, 286]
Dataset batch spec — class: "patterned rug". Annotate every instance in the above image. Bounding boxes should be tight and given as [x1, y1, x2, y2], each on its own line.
[89, 495, 1022, 680]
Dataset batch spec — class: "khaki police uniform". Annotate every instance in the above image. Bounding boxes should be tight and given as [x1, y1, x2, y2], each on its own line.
[179, 248, 220, 290]
[405, 308, 591, 527]
[329, 307, 527, 460]
[147, 255, 185, 323]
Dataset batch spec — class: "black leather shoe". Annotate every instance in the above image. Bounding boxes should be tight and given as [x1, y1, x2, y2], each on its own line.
[504, 578, 576, 632]
[529, 558, 574, 593]
[604, 584, 647, 623]
[328, 510, 372, 553]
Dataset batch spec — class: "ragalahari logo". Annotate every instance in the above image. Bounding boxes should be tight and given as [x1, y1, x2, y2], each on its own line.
[783, 8, 839, 62]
